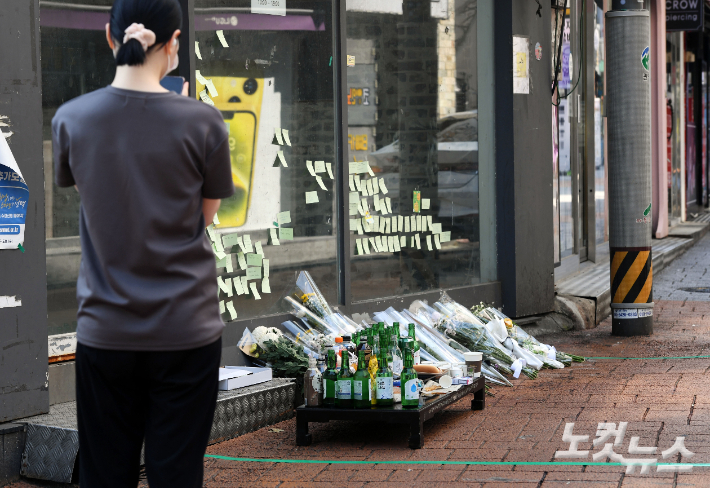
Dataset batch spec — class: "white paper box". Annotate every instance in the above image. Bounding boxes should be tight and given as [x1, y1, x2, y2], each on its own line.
[218, 366, 272, 390]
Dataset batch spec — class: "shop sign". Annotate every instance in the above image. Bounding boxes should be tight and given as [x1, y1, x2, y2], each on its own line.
[666, 0, 704, 32]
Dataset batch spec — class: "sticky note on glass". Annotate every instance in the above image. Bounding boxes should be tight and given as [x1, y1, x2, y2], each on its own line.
[416, 215, 422, 232]
[413, 190, 421, 213]
[422, 198, 431, 210]
[421, 218, 427, 233]
[440, 231, 451, 243]
[354, 220, 363, 235]
[431, 223, 442, 234]
[219, 300, 225, 314]
[388, 236, 395, 253]
[237, 252, 247, 270]
[363, 218, 372, 233]
[279, 227, 293, 240]
[306, 191, 319, 204]
[263, 259, 269, 277]
[225, 255, 233, 273]
[348, 161, 368, 174]
[196, 70, 208, 86]
[426, 235, 433, 251]
[397, 216, 404, 233]
[427, 216, 433, 229]
[349, 175, 355, 191]
[306, 160, 316, 176]
[410, 215, 416, 231]
[378, 178, 388, 194]
[411, 236, 415, 248]
[385, 218, 391, 234]
[363, 238, 371, 254]
[246, 253, 263, 267]
[262, 277, 271, 294]
[356, 238, 363, 255]
[277, 150, 287, 167]
[269, 228, 280, 246]
[243, 235, 253, 253]
[255, 241, 264, 256]
[216, 256, 228, 269]
[212, 245, 226, 260]
[277, 211, 291, 225]
[415, 233, 421, 249]
[394, 236, 401, 252]
[216, 30, 229, 47]
[369, 237, 377, 252]
[195, 41, 202, 60]
[217, 276, 229, 294]
[314, 161, 326, 173]
[385, 197, 392, 214]
[224, 278, 233, 297]
[246, 267, 262, 280]
[349, 203, 358, 215]
[234, 276, 245, 295]
[371, 177, 380, 194]
[434, 234, 441, 250]
[222, 232, 240, 248]
[205, 80, 218, 98]
[366, 161, 375, 176]
[316, 175, 327, 191]
[366, 179, 374, 196]
[250, 282, 261, 300]
[241, 276, 249, 294]
[282, 129, 291, 146]
[326, 163, 334, 179]
[400, 236, 406, 248]
[354, 175, 361, 191]
[226, 301, 238, 320]
[274, 127, 284, 145]
[199, 89, 215, 106]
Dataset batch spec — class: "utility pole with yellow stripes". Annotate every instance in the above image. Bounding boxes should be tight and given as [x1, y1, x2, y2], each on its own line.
[605, 0, 653, 336]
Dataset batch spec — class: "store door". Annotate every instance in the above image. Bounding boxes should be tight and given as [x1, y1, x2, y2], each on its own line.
[667, 32, 683, 226]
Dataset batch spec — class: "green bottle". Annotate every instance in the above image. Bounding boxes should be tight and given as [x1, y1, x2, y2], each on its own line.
[353, 350, 371, 408]
[337, 349, 354, 408]
[389, 328, 403, 377]
[376, 353, 394, 407]
[408, 323, 421, 365]
[368, 333, 380, 405]
[322, 349, 338, 407]
[401, 349, 419, 408]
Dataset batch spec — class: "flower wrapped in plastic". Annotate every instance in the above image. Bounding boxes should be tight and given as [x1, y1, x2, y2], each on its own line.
[283, 296, 345, 336]
[295, 271, 333, 319]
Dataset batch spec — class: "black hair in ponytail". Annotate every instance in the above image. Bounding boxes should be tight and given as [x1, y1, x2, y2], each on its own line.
[110, 0, 182, 66]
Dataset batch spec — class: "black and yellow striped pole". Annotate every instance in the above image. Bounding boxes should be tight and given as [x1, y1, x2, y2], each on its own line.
[606, 0, 653, 335]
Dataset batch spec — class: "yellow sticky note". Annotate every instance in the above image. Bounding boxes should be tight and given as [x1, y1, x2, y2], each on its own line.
[246, 267, 262, 280]
[262, 277, 271, 294]
[314, 161, 326, 173]
[249, 282, 261, 300]
[515, 51, 527, 78]
[222, 233, 240, 248]
[306, 160, 316, 176]
[227, 301, 237, 320]
[237, 252, 247, 270]
[422, 198, 430, 210]
[216, 30, 229, 47]
[305, 191, 319, 204]
[224, 277, 233, 297]
[219, 300, 225, 314]
[326, 163, 334, 179]
[275, 128, 284, 145]
[282, 129, 291, 146]
[195, 42, 202, 60]
[263, 259, 270, 277]
[279, 227, 293, 240]
[277, 211, 291, 225]
[316, 175, 327, 191]
[269, 228, 280, 245]
[277, 150, 287, 167]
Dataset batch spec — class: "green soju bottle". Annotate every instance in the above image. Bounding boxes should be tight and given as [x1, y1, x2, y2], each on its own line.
[353, 350, 371, 408]
[408, 323, 421, 365]
[389, 328, 403, 378]
[401, 349, 419, 408]
[376, 353, 394, 407]
[336, 350, 354, 408]
[322, 349, 338, 407]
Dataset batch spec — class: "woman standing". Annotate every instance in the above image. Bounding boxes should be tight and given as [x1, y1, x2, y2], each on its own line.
[51, 0, 233, 486]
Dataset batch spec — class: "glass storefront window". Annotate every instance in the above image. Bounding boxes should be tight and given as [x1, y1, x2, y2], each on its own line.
[346, 0, 488, 302]
[40, 0, 115, 336]
[194, 0, 338, 320]
[593, 3, 606, 244]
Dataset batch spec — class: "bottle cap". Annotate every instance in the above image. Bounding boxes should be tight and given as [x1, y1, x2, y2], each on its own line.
[342, 335, 351, 342]
[335, 337, 343, 343]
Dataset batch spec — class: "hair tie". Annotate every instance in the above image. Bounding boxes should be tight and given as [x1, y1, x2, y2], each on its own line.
[122, 23, 156, 52]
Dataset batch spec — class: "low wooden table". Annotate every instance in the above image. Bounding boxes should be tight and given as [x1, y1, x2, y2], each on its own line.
[296, 377, 485, 449]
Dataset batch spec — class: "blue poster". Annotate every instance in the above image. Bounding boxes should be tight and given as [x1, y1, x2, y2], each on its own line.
[0, 136, 28, 249]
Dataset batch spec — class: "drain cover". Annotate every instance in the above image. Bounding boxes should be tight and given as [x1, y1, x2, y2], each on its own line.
[680, 287, 710, 293]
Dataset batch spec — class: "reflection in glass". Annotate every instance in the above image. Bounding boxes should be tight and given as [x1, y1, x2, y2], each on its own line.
[195, 0, 338, 320]
[40, 0, 115, 336]
[347, 0, 485, 302]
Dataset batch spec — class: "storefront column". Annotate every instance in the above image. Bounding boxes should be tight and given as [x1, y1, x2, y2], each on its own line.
[651, 0, 668, 237]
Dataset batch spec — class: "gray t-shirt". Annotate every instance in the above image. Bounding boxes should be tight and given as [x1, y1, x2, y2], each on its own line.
[52, 86, 234, 351]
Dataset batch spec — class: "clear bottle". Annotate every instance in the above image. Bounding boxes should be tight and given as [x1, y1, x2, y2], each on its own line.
[401, 349, 419, 408]
[389, 328, 404, 378]
[408, 323, 421, 365]
[353, 350, 371, 408]
[376, 352, 394, 407]
[342, 335, 357, 373]
[336, 351, 354, 408]
[304, 356, 323, 407]
[316, 354, 326, 374]
[322, 350, 338, 407]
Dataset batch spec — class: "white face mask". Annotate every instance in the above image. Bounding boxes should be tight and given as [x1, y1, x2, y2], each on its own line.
[165, 37, 179, 75]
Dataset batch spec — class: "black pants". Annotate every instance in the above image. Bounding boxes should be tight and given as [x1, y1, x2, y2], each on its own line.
[75, 338, 221, 488]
